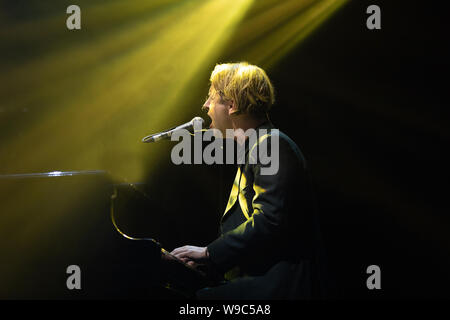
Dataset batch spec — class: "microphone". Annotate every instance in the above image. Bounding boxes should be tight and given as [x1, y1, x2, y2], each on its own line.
[141, 117, 204, 143]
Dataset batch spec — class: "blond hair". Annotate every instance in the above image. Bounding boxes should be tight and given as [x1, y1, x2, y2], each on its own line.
[209, 62, 275, 117]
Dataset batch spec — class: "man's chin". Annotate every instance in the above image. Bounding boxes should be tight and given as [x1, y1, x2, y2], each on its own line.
[208, 126, 227, 139]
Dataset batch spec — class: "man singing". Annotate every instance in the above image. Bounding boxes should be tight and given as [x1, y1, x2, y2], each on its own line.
[170, 62, 326, 299]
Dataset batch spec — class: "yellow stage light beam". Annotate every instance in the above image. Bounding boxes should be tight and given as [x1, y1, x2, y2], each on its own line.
[0, 0, 253, 182]
[217, 0, 349, 70]
[0, 0, 254, 283]
[260, 0, 349, 69]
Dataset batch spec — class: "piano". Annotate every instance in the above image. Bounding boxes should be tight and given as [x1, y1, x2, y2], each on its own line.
[0, 170, 213, 299]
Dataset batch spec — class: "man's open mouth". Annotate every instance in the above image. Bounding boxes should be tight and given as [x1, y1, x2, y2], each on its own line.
[207, 118, 213, 129]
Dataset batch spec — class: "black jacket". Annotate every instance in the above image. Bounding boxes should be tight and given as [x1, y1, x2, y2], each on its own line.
[199, 122, 325, 300]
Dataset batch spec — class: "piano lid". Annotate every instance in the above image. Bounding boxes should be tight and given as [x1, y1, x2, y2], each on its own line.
[0, 170, 108, 179]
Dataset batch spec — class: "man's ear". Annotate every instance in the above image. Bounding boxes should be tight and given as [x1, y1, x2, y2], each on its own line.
[228, 101, 239, 116]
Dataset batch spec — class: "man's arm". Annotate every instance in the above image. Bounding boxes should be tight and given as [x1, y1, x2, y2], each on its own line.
[206, 137, 305, 271]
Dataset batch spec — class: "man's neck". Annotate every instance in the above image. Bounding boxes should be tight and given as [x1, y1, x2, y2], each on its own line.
[231, 115, 269, 145]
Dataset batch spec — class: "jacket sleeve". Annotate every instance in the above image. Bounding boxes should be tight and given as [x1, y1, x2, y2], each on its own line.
[207, 136, 305, 271]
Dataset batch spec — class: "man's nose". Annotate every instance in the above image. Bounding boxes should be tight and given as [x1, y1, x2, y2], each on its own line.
[202, 100, 210, 113]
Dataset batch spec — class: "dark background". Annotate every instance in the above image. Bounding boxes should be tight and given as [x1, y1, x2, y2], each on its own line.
[1, 0, 449, 299]
[137, 1, 450, 299]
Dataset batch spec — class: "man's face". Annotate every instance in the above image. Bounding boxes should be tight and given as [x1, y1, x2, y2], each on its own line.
[202, 86, 233, 136]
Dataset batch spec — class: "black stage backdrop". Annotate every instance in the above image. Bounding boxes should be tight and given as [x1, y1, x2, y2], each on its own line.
[139, 1, 450, 299]
[0, 0, 448, 300]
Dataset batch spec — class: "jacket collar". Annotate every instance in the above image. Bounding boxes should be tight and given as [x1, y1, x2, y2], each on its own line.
[238, 120, 275, 160]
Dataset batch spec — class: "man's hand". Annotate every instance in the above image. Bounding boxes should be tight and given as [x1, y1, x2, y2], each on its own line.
[170, 245, 209, 267]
